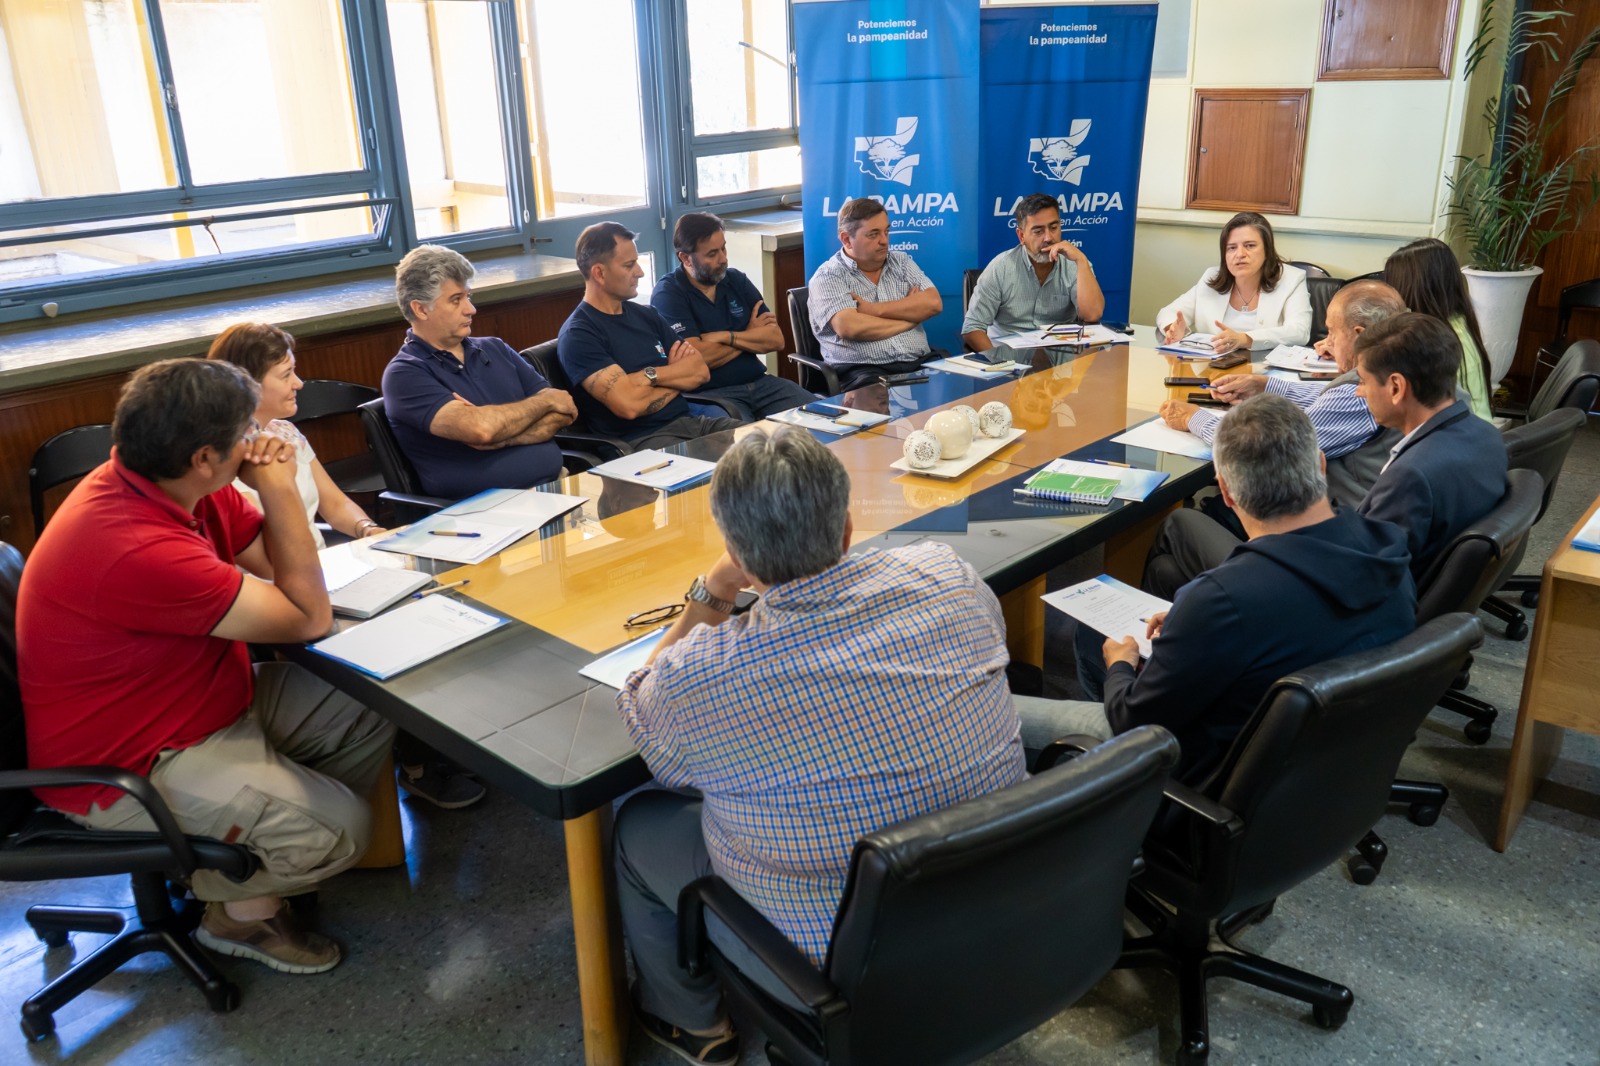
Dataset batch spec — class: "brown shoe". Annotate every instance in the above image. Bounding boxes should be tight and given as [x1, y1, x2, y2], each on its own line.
[196, 902, 342, 974]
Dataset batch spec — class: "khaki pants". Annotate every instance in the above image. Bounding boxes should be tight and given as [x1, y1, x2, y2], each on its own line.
[77, 663, 396, 902]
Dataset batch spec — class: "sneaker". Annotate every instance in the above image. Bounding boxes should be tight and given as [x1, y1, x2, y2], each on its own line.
[636, 1006, 739, 1066]
[196, 903, 342, 974]
[398, 762, 486, 809]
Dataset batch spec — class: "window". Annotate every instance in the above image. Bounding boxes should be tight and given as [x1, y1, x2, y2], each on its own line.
[673, 0, 800, 205]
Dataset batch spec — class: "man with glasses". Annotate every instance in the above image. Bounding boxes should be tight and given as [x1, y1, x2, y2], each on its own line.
[20, 359, 396, 976]
[963, 193, 1105, 353]
[611, 425, 1024, 1065]
[650, 212, 816, 420]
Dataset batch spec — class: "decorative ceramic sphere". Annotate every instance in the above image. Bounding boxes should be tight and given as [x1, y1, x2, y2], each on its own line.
[952, 404, 981, 437]
[925, 410, 973, 459]
[903, 429, 942, 469]
[978, 401, 1014, 438]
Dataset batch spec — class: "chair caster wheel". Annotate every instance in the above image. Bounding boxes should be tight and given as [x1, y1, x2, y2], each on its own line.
[1347, 856, 1378, 885]
[1176, 1036, 1210, 1065]
[1313, 1002, 1350, 1030]
[1520, 589, 1539, 608]
[36, 929, 68, 949]
[1506, 618, 1529, 641]
[20, 1011, 54, 1042]
[1409, 803, 1441, 827]
[1464, 720, 1493, 744]
[204, 981, 241, 1014]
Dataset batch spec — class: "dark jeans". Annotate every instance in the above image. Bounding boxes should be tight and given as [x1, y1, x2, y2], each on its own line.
[1143, 506, 1244, 601]
[829, 349, 948, 392]
[692, 375, 818, 420]
[630, 414, 744, 452]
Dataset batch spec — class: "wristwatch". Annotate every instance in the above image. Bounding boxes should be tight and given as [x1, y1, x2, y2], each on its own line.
[644, 366, 659, 387]
[684, 575, 738, 614]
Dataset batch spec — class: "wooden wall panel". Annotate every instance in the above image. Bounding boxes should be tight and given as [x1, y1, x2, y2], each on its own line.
[1318, 0, 1461, 81]
[1186, 89, 1311, 215]
[1504, 2, 1600, 403]
[772, 246, 806, 383]
[1, 283, 584, 553]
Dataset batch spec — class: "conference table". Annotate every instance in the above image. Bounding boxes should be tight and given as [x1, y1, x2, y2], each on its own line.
[284, 332, 1223, 1065]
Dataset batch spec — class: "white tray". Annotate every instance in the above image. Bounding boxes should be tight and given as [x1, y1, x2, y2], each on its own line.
[890, 427, 1025, 479]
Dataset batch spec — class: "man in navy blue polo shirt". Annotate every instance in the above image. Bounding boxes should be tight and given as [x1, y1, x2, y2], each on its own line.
[650, 213, 816, 421]
[382, 245, 576, 498]
[558, 222, 744, 449]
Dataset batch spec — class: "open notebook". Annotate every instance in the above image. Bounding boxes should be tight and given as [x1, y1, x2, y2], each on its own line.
[319, 543, 432, 619]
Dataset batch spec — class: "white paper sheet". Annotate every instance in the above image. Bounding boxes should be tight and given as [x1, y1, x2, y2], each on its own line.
[579, 629, 666, 690]
[766, 406, 891, 435]
[1041, 575, 1172, 659]
[311, 596, 507, 679]
[925, 357, 1022, 379]
[1264, 344, 1337, 372]
[587, 450, 717, 490]
[318, 544, 432, 618]
[1110, 419, 1214, 460]
[369, 489, 586, 564]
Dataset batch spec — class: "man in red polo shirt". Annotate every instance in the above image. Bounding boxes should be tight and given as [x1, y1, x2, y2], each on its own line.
[19, 358, 395, 975]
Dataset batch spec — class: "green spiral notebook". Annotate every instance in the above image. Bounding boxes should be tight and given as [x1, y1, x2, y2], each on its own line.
[1015, 470, 1120, 505]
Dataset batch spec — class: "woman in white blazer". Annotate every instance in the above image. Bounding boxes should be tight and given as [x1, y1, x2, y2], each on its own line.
[1156, 212, 1311, 352]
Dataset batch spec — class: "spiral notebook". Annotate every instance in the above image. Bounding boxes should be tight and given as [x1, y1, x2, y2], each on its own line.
[1015, 469, 1120, 505]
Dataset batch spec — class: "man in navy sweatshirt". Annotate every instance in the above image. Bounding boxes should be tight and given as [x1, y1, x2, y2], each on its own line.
[1016, 393, 1417, 783]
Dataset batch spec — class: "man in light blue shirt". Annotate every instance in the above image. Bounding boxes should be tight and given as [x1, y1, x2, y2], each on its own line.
[962, 193, 1105, 352]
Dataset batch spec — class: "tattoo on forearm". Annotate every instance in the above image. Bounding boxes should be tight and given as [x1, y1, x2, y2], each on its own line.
[644, 394, 671, 415]
[593, 366, 624, 398]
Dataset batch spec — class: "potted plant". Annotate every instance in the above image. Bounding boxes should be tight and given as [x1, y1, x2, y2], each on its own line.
[1444, 0, 1600, 386]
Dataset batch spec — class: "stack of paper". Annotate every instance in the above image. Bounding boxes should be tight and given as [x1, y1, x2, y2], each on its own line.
[767, 406, 892, 435]
[1024, 458, 1169, 502]
[926, 355, 1022, 378]
[1156, 333, 1223, 356]
[1110, 419, 1213, 460]
[579, 629, 667, 690]
[1265, 344, 1337, 373]
[371, 487, 587, 564]
[588, 450, 717, 490]
[311, 596, 507, 680]
[1041, 575, 1172, 659]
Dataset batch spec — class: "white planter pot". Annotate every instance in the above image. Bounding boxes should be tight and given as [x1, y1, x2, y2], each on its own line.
[1461, 266, 1542, 387]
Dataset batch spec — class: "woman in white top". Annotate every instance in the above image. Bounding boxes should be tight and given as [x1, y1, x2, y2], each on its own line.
[206, 323, 388, 547]
[1156, 212, 1311, 353]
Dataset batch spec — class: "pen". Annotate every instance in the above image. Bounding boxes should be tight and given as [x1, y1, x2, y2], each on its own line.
[414, 579, 471, 599]
[430, 530, 482, 538]
[637, 459, 674, 475]
[1087, 459, 1131, 468]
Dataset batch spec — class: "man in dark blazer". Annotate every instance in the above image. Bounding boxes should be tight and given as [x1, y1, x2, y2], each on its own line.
[1354, 312, 1508, 577]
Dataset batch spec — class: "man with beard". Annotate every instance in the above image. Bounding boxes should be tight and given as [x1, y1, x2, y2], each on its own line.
[649, 212, 816, 421]
[962, 193, 1106, 352]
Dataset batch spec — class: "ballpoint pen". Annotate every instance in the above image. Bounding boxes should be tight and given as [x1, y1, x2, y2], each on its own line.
[430, 530, 482, 537]
[414, 579, 471, 598]
[637, 459, 674, 475]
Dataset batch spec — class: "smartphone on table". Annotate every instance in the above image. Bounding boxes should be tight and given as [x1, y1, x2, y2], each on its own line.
[1209, 350, 1248, 370]
[1187, 392, 1229, 408]
[800, 402, 848, 418]
[1163, 376, 1209, 388]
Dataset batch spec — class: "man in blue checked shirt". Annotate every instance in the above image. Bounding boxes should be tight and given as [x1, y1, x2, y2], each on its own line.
[614, 426, 1025, 1066]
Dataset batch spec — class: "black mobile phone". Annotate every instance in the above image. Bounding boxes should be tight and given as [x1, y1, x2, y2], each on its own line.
[880, 373, 929, 386]
[970, 348, 1012, 365]
[1209, 350, 1248, 370]
[1187, 391, 1228, 407]
[801, 402, 848, 418]
[1164, 375, 1209, 387]
[1098, 320, 1131, 333]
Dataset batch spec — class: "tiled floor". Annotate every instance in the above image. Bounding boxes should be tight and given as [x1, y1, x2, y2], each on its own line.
[3, 422, 1598, 1066]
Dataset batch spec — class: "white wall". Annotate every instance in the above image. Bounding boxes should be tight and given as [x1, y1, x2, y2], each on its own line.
[1121, 0, 1500, 323]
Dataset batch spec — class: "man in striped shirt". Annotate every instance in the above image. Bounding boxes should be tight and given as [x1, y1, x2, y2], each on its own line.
[614, 426, 1024, 1066]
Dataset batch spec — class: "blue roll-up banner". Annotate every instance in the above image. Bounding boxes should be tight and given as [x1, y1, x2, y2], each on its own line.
[794, 0, 979, 350]
[978, 4, 1157, 322]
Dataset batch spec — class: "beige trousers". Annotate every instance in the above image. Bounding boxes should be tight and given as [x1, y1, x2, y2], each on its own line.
[77, 662, 396, 902]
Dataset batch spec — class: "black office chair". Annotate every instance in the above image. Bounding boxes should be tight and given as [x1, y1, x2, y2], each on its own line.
[785, 287, 841, 396]
[27, 424, 113, 539]
[1306, 276, 1344, 344]
[1343, 270, 1385, 285]
[962, 267, 982, 311]
[286, 378, 385, 500]
[1075, 615, 1482, 1066]
[1287, 259, 1332, 279]
[1530, 278, 1600, 399]
[678, 726, 1180, 1066]
[355, 398, 453, 524]
[0, 542, 260, 1041]
[518, 340, 638, 467]
[1481, 406, 1591, 639]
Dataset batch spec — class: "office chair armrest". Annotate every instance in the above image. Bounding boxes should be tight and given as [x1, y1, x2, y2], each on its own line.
[678, 875, 842, 1010]
[553, 430, 633, 463]
[682, 393, 744, 419]
[1159, 777, 1244, 840]
[785, 354, 841, 397]
[0, 766, 200, 875]
[1034, 734, 1106, 771]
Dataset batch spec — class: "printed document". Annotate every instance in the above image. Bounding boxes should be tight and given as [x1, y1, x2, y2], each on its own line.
[311, 596, 507, 680]
[587, 451, 718, 490]
[580, 629, 667, 690]
[1111, 419, 1214, 460]
[371, 488, 586, 564]
[1042, 576, 1172, 658]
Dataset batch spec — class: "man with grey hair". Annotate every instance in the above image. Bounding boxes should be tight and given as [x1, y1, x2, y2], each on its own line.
[1016, 394, 1416, 784]
[611, 425, 1024, 1064]
[382, 244, 576, 498]
[962, 192, 1105, 352]
[808, 197, 945, 391]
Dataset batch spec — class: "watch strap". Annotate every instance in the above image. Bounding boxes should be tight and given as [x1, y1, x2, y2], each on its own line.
[685, 575, 738, 614]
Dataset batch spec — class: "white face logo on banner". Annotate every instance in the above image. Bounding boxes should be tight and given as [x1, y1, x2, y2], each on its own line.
[1028, 120, 1093, 185]
[854, 117, 921, 186]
